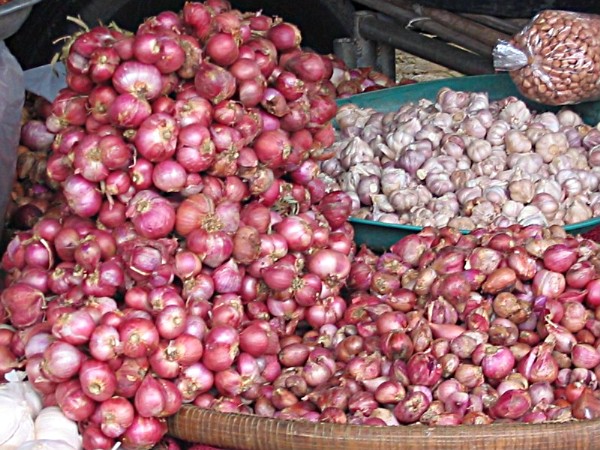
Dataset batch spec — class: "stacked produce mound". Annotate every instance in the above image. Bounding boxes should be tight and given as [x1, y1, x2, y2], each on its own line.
[3, 1, 600, 450]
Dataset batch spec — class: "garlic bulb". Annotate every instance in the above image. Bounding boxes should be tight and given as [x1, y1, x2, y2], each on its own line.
[504, 130, 532, 154]
[380, 167, 411, 196]
[486, 120, 511, 146]
[502, 200, 524, 218]
[389, 189, 419, 213]
[437, 87, 470, 112]
[339, 136, 374, 169]
[557, 109, 584, 127]
[425, 172, 455, 196]
[471, 200, 499, 225]
[484, 185, 508, 205]
[509, 178, 535, 203]
[466, 139, 492, 162]
[448, 216, 476, 230]
[531, 193, 560, 219]
[466, 92, 490, 113]
[535, 179, 563, 202]
[534, 132, 568, 163]
[517, 205, 548, 226]
[430, 193, 460, 215]
[415, 125, 443, 148]
[450, 169, 475, 190]
[460, 117, 487, 139]
[531, 112, 560, 132]
[564, 198, 593, 224]
[32, 407, 81, 450]
[456, 186, 482, 205]
[499, 100, 531, 129]
[357, 175, 380, 206]
[440, 134, 466, 158]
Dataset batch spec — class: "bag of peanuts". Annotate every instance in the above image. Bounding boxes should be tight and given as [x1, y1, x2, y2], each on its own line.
[493, 9, 600, 106]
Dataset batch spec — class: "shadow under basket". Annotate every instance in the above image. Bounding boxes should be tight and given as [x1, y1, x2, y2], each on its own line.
[168, 404, 600, 450]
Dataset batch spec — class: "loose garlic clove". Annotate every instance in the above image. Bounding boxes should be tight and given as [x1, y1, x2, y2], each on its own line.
[372, 194, 395, 213]
[534, 132, 568, 163]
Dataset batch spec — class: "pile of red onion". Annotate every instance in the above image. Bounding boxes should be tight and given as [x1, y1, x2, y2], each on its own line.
[0, 0, 358, 448]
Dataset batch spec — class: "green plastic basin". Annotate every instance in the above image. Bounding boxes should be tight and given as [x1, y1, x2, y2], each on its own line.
[336, 74, 600, 251]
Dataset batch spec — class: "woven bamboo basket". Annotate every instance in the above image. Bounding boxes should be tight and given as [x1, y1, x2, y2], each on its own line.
[168, 404, 600, 450]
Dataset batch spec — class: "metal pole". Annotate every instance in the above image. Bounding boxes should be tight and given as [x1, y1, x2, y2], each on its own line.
[333, 37, 357, 69]
[353, 11, 377, 68]
[358, 15, 495, 75]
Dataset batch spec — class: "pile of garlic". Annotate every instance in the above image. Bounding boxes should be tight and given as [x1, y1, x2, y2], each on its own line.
[0, 370, 82, 450]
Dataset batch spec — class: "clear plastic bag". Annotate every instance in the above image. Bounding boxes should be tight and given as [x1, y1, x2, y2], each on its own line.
[0, 40, 24, 234]
[493, 10, 600, 106]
